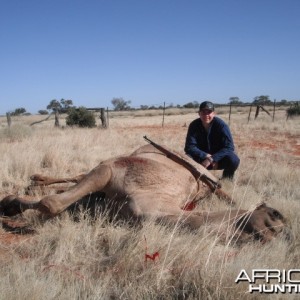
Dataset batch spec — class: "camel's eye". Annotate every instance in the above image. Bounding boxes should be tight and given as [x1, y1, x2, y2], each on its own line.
[273, 210, 282, 219]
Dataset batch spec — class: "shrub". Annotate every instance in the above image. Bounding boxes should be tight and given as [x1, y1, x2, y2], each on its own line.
[38, 110, 49, 115]
[11, 107, 26, 116]
[287, 102, 300, 117]
[66, 107, 96, 128]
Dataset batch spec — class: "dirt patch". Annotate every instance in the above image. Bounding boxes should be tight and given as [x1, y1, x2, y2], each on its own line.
[0, 227, 34, 263]
[248, 141, 277, 150]
[236, 130, 300, 160]
[0, 231, 32, 245]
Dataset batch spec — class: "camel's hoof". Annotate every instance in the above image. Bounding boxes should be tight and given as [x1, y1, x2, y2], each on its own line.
[30, 174, 48, 186]
[0, 195, 23, 217]
[30, 174, 44, 181]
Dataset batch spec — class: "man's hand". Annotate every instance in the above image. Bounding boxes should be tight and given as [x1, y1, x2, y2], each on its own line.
[201, 156, 213, 168]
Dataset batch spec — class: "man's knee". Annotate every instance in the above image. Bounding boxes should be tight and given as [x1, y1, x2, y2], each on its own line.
[229, 153, 240, 170]
[218, 153, 240, 171]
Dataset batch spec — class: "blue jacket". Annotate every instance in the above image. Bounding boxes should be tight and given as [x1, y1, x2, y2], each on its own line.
[184, 116, 235, 163]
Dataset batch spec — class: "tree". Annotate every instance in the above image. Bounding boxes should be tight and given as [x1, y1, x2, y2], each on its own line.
[60, 99, 74, 113]
[228, 97, 242, 105]
[11, 107, 26, 116]
[111, 98, 131, 111]
[253, 95, 272, 105]
[46, 98, 74, 113]
[46, 99, 61, 127]
[183, 101, 199, 108]
[38, 110, 49, 115]
[183, 102, 195, 108]
[279, 99, 288, 105]
[47, 99, 62, 112]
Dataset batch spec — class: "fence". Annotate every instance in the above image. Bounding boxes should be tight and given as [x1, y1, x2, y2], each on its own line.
[4, 101, 297, 128]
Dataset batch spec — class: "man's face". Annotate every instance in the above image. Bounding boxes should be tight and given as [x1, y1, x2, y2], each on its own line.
[198, 109, 215, 125]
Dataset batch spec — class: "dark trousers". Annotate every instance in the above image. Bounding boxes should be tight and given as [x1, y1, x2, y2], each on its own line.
[212, 152, 240, 179]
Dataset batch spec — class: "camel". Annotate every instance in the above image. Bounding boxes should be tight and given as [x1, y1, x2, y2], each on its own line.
[0, 143, 288, 243]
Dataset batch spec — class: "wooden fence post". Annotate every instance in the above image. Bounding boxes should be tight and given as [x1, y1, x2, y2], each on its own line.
[247, 105, 252, 123]
[106, 107, 109, 127]
[228, 103, 232, 124]
[272, 99, 276, 122]
[100, 108, 108, 128]
[54, 110, 60, 127]
[254, 106, 260, 119]
[162, 102, 166, 127]
[6, 112, 11, 127]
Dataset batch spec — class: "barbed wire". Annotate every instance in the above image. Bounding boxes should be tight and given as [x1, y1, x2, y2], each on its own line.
[102, 100, 299, 111]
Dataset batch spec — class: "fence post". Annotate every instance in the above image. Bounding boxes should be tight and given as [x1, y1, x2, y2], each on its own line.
[247, 105, 252, 123]
[272, 99, 276, 122]
[162, 102, 165, 127]
[54, 110, 60, 127]
[254, 106, 260, 119]
[100, 108, 108, 128]
[228, 103, 232, 124]
[6, 112, 11, 127]
[106, 107, 109, 127]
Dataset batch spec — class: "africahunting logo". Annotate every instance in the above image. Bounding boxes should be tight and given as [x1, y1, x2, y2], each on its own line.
[235, 269, 300, 294]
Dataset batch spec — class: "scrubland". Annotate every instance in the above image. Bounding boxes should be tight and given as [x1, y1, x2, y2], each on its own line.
[0, 108, 299, 299]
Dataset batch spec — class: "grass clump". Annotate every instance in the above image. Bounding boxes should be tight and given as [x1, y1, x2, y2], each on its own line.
[0, 124, 32, 142]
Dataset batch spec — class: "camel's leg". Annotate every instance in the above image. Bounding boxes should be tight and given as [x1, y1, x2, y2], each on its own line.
[214, 188, 235, 206]
[25, 185, 71, 196]
[38, 165, 112, 216]
[26, 173, 86, 196]
[1, 165, 112, 217]
[201, 177, 235, 206]
[30, 173, 86, 186]
[156, 208, 248, 231]
[154, 211, 208, 230]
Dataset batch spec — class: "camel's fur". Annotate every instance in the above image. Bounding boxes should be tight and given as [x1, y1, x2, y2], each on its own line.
[0, 144, 288, 243]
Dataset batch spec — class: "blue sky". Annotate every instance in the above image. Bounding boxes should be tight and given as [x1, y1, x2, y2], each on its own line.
[0, 0, 299, 114]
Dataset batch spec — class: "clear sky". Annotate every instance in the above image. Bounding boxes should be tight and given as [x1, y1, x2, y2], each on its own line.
[1, 0, 299, 114]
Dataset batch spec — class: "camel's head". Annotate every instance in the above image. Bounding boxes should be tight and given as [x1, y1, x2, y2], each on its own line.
[235, 203, 290, 243]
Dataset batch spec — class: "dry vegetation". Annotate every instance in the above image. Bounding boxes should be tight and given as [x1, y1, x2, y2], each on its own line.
[0, 108, 299, 299]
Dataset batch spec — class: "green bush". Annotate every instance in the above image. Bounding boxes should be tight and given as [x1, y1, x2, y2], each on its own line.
[287, 103, 300, 117]
[66, 107, 96, 128]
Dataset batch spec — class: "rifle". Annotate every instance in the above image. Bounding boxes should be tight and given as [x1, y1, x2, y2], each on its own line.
[143, 136, 221, 190]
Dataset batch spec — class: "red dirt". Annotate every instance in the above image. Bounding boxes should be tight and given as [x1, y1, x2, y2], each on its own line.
[236, 131, 300, 161]
[0, 231, 32, 245]
[247, 139, 300, 155]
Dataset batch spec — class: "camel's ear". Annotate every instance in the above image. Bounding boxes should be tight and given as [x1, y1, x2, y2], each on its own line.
[256, 202, 267, 210]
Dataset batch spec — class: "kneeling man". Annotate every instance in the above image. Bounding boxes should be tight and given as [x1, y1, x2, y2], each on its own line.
[184, 101, 240, 179]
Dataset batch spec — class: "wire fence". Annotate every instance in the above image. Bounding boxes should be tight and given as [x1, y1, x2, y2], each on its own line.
[90, 101, 297, 128]
[3, 101, 298, 128]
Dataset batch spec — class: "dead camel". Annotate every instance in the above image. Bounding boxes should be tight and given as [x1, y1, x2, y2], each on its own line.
[0, 144, 288, 243]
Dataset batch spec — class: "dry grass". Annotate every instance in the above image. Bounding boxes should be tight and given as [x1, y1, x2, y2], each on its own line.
[0, 110, 299, 299]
